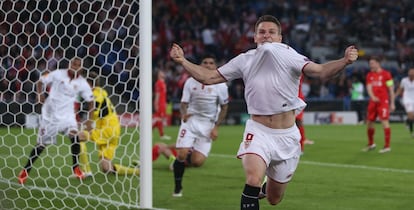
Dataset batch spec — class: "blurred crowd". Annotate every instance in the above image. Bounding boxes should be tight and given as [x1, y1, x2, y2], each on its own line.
[152, 0, 414, 103]
[0, 0, 138, 104]
[1, 0, 414, 108]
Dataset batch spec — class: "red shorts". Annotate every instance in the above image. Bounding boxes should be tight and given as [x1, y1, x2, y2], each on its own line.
[366, 100, 389, 121]
[154, 104, 166, 118]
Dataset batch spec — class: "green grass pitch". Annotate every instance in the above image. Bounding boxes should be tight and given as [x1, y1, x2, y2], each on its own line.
[1, 123, 414, 209]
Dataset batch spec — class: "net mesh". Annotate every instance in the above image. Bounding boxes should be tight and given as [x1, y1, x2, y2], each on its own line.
[0, 0, 141, 209]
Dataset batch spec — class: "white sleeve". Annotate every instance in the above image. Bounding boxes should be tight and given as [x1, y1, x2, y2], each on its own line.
[79, 79, 94, 102]
[217, 83, 229, 105]
[217, 54, 245, 81]
[180, 79, 191, 103]
[40, 71, 56, 86]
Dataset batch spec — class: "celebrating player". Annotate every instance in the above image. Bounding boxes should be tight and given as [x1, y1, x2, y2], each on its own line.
[172, 55, 229, 197]
[77, 72, 140, 176]
[363, 56, 395, 153]
[170, 14, 358, 209]
[395, 67, 414, 137]
[18, 57, 94, 184]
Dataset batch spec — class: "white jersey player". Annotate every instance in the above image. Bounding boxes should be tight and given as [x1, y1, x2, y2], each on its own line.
[170, 15, 358, 209]
[395, 67, 414, 136]
[18, 57, 94, 184]
[172, 55, 229, 197]
[38, 69, 94, 144]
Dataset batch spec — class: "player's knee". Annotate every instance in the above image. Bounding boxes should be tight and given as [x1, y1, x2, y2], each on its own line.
[246, 176, 262, 187]
[100, 159, 113, 173]
[101, 165, 115, 174]
[191, 160, 204, 167]
[267, 194, 283, 206]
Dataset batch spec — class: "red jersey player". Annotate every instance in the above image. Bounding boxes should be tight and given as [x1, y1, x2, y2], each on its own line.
[153, 70, 171, 140]
[296, 76, 314, 154]
[363, 56, 395, 153]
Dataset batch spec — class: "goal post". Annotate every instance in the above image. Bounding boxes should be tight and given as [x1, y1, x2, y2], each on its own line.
[139, 0, 153, 208]
[0, 0, 153, 209]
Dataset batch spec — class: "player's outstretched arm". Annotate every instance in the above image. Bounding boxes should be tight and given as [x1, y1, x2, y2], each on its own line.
[170, 43, 225, 85]
[304, 45, 358, 80]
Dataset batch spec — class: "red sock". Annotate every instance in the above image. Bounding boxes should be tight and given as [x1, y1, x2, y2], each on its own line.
[153, 120, 164, 136]
[152, 145, 160, 161]
[384, 127, 391, 148]
[367, 128, 375, 145]
[157, 121, 164, 136]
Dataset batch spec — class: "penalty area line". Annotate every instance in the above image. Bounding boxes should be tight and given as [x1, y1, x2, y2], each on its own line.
[210, 153, 414, 174]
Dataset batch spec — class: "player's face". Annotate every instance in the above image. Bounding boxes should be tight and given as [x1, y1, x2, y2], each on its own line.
[408, 68, 414, 80]
[254, 22, 282, 45]
[158, 71, 165, 80]
[201, 58, 217, 70]
[369, 59, 381, 72]
[69, 59, 82, 77]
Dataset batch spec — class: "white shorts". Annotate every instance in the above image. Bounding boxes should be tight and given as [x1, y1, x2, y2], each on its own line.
[403, 100, 414, 113]
[237, 119, 301, 183]
[36, 115, 78, 145]
[175, 116, 215, 157]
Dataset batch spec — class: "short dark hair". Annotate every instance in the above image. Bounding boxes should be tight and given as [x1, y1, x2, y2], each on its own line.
[369, 55, 383, 63]
[255, 15, 282, 34]
[201, 54, 216, 61]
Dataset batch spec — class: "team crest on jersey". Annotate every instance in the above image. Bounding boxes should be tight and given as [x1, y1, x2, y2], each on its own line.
[244, 133, 254, 149]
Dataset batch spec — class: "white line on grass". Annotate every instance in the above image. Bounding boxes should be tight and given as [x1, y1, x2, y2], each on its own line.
[3, 153, 413, 210]
[1, 177, 169, 210]
[210, 153, 414, 174]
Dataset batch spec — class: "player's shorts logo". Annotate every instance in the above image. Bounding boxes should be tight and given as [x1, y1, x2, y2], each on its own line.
[244, 133, 254, 149]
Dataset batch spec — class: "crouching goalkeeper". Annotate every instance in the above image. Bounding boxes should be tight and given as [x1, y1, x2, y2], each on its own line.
[78, 72, 139, 176]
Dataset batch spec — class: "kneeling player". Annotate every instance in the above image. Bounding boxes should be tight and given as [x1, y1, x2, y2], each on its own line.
[78, 72, 139, 176]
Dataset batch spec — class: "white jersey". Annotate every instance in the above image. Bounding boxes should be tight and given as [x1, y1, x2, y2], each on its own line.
[400, 77, 414, 103]
[218, 42, 309, 115]
[181, 77, 229, 121]
[40, 70, 94, 122]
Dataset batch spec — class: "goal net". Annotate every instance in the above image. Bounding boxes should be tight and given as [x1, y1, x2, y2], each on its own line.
[0, 0, 151, 209]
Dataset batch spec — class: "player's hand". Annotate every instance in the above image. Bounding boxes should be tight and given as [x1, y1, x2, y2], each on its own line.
[181, 113, 192, 123]
[170, 43, 185, 64]
[78, 130, 90, 141]
[85, 119, 93, 131]
[390, 103, 396, 112]
[371, 96, 380, 102]
[344, 45, 358, 64]
[210, 126, 219, 141]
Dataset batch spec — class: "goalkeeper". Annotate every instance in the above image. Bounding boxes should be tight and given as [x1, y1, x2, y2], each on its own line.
[78, 71, 139, 176]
